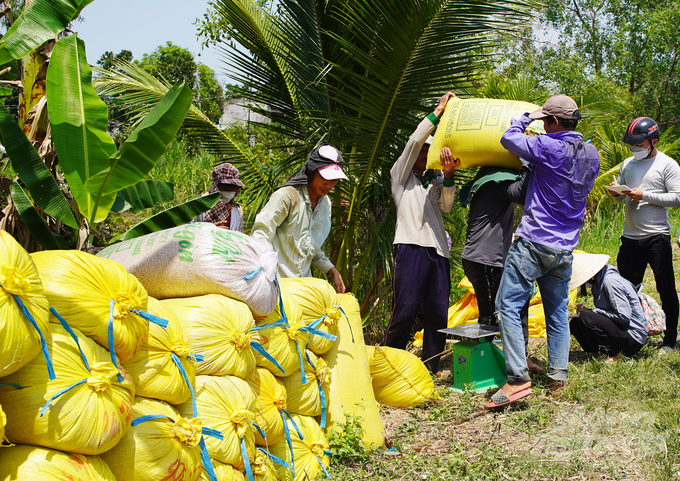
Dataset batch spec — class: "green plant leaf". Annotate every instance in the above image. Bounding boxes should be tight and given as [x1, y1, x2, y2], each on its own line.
[115, 192, 219, 241]
[0, 0, 95, 64]
[47, 34, 117, 223]
[0, 104, 79, 229]
[117, 180, 174, 212]
[0, 87, 13, 96]
[10, 181, 68, 250]
[84, 81, 192, 197]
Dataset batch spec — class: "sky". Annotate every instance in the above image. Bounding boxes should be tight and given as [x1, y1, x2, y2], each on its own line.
[73, 0, 231, 84]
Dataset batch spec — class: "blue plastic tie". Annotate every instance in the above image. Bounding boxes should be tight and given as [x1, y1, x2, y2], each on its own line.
[241, 436, 255, 481]
[317, 455, 331, 479]
[130, 308, 169, 328]
[274, 277, 288, 327]
[282, 409, 304, 440]
[305, 352, 328, 428]
[13, 294, 55, 380]
[199, 436, 219, 481]
[171, 352, 197, 418]
[337, 306, 354, 343]
[107, 301, 125, 383]
[50, 308, 90, 372]
[249, 319, 286, 332]
[0, 383, 23, 389]
[187, 353, 204, 362]
[244, 266, 263, 281]
[257, 447, 290, 468]
[253, 422, 267, 439]
[250, 341, 285, 374]
[131, 414, 175, 427]
[300, 325, 337, 341]
[202, 427, 224, 440]
[280, 410, 296, 477]
[40, 378, 86, 416]
[296, 342, 307, 385]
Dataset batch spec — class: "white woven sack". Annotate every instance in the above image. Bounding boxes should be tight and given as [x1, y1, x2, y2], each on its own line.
[97, 224, 279, 316]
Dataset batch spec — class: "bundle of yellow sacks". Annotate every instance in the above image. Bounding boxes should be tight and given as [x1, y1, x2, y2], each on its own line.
[0, 228, 402, 481]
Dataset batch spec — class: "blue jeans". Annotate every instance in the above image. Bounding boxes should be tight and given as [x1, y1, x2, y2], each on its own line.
[496, 238, 573, 382]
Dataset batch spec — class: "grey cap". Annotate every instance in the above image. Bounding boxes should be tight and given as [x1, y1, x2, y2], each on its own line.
[529, 94, 582, 121]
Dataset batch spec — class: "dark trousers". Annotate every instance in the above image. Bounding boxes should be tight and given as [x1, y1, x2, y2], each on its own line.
[384, 244, 450, 373]
[617, 234, 678, 347]
[462, 259, 530, 348]
[571, 310, 644, 357]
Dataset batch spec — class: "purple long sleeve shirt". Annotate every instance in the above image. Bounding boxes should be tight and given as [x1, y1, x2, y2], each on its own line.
[500, 114, 600, 251]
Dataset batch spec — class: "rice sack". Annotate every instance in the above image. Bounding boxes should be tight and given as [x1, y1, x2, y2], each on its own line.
[282, 351, 331, 424]
[97, 223, 279, 316]
[270, 414, 330, 481]
[0, 230, 51, 378]
[0, 444, 116, 480]
[246, 367, 288, 446]
[0, 322, 135, 454]
[31, 249, 149, 363]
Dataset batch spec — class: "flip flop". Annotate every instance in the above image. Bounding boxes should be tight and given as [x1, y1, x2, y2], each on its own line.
[484, 387, 533, 409]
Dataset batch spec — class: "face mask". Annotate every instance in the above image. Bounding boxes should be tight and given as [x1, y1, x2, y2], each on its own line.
[630, 145, 652, 160]
[220, 191, 236, 202]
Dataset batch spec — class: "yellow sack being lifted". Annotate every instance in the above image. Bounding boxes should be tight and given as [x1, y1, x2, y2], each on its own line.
[254, 294, 308, 377]
[282, 351, 330, 422]
[427, 97, 544, 171]
[178, 375, 256, 470]
[0, 444, 116, 480]
[0, 323, 135, 454]
[162, 295, 260, 379]
[0, 230, 51, 378]
[278, 277, 340, 355]
[246, 367, 288, 446]
[323, 293, 384, 448]
[31, 250, 149, 363]
[0, 403, 5, 444]
[367, 345, 435, 408]
[271, 413, 330, 481]
[123, 297, 197, 405]
[100, 397, 203, 481]
[200, 459, 245, 480]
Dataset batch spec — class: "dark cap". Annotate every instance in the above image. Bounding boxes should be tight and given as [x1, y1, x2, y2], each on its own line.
[212, 163, 245, 188]
[529, 94, 582, 121]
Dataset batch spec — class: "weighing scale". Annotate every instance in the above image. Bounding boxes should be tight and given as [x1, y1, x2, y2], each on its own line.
[438, 324, 506, 393]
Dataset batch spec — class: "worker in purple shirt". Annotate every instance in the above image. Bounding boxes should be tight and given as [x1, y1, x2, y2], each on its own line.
[485, 95, 600, 409]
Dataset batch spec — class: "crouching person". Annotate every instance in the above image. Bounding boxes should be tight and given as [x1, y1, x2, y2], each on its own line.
[570, 253, 647, 361]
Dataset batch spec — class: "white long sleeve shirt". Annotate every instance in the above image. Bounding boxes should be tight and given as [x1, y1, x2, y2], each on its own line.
[390, 117, 456, 258]
[614, 151, 680, 238]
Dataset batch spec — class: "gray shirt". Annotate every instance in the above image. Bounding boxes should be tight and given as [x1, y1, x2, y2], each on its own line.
[614, 151, 680, 238]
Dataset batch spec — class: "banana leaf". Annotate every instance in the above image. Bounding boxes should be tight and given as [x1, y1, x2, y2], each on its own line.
[84, 80, 192, 196]
[10, 181, 68, 250]
[0, 87, 13, 96]
[0, 0, 95, 65]
[115, 193, 220, 241]
[0, 104, 78, 229]
[114, 180, 174, 213]
[47, 34, 117, 223]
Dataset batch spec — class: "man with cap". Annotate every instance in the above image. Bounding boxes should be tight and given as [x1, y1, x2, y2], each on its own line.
[251, 144, 348, 293]
[609, 117, 680, 353]
[382, 91, 460, 376]
[485, 94, 600, 408]
[194, 162, 246, 232]
[569, 253, 647, 361]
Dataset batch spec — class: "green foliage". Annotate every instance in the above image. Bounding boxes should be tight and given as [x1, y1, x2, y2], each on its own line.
[136, 42, 225, 124]
[96, 49, 133, 70]
[326, 413, 369, 465]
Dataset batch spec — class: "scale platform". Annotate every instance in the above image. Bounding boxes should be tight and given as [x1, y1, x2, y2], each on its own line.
[438, 324, 506, 393]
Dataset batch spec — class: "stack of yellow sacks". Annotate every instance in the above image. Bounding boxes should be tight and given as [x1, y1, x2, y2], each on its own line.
[0, 228, 388, 480]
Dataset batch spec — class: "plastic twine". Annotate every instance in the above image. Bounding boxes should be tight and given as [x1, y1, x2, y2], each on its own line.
[107, 301, 125, 383]
[244, 266, 263, 281]
[50, 308, 90, 372]
[241, 437, 255, 481]
[336, 305, 354, 343]
[249, 340, 285, 374]
[130, 308, 169, 328]
[12, 294, 55, 380]
[317, 455, 331, 479]
[40, 379, 87, 416]
[253, 422, 267, 439]
[305, 352, 327, 428]
[256, 446, 290, 468]
[171, 352, 197, 418]
[199, 436, 219, 481]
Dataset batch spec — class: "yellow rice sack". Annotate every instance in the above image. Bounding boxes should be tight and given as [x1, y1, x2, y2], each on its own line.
[0, 444, 116, 480]
[200, 459, 245, 481]
[0, 403, 5, 444]
[177, 375, 257, 471]
[123, 297, 197, 404]
[278, 277, 340, 355]
[323, 293, 384, 448]
[0, 323, 135, 454]
[0, 230, 51, 378]
[368, 345, 435, 408]
[270, 414, 330, 481]
[162, 295, 260, 379]
[97, 223, 280, 316]
[254, 294, 308, 377]
[250, 449, 277, 481]
[31, 250, 149, 363]
[282, 351, 330, 422]
[528, 288, 578, 338]
[246, 367, 288, 446]
[100, 397, 203, 481]
[427, 97, 544, 170]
